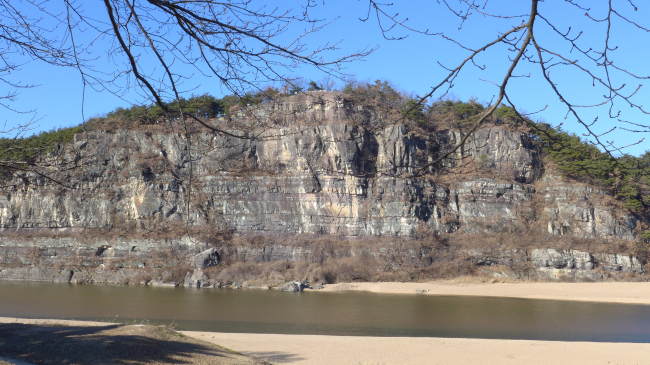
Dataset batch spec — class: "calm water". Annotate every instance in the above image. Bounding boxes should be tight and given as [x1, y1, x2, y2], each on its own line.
[1, 281, 650, 342]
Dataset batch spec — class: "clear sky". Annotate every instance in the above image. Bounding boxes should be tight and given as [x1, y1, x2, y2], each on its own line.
[2, 0, 649, 156]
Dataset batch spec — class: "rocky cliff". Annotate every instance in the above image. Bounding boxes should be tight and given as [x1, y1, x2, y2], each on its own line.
[0, 92, 646, 284]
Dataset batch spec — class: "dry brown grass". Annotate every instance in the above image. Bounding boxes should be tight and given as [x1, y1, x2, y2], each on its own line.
[161, 264, 194, 285]
[198, 233, 482, 286]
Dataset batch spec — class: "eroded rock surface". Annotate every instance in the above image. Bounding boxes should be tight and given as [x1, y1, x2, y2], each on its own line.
[0, 126, 633, 240]
[0, 92, 646, 283]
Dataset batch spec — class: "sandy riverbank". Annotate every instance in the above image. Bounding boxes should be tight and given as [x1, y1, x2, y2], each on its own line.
[2, 317, 650, 365]
[182, 332, 650, 365]
[0, 318, 265, 365]
[315, 280, 650, 304]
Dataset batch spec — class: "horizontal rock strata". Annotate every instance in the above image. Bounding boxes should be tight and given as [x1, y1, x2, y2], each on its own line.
[0, 236, 644, 285]
[0, 92, 646, 283]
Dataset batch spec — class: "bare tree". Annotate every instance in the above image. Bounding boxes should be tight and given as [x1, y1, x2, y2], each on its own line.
[0, 0, 648, 254]
[360, 0, 649, 175]
[2, 0, 649, 184]
[0, 0, 373, 184]
[0, 0, 87, 185]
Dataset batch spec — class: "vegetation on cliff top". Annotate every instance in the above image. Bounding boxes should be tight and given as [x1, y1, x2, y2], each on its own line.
[0, 125, 84, 164]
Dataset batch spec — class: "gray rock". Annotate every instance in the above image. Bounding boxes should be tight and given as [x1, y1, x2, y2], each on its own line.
[183, 271, 193, 286]
[281, 281, 309, 292]
[0, 103, 638, 241]
[573, 250, 594, 270]
[185, 269, 209, 288]
[531, 249, 568, 269]
[531, 249, 594, 270]
[192, 248, 220, 270]
[0, 92, 646, 285]
[534, 267, 604, 282]
[543, 185, 637, 241]
[531, 248, 644, 275]
[595, 253, 645, 273]
[468, 248, 526, 267]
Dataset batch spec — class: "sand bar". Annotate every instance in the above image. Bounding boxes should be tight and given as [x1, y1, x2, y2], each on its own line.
[316, 281, 650, 304]
[182, 331, 650, 365]
[3, 317, 649, 365]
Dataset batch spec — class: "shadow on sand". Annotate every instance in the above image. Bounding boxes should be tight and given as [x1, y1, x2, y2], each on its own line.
[0, 323, 270, 364]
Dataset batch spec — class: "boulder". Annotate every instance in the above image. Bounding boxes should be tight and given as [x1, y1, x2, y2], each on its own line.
[184, 270, 209, 288]
[192, 248, 220, 270]
[281, 280, 309, 292]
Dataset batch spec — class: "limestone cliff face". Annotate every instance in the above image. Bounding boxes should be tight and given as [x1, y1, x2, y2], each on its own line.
[0, 92, 645, 284]
[541, 184, 637, 240]
[0, 92, 639, 241]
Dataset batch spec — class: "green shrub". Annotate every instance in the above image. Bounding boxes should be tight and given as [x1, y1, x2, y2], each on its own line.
[0, 125, 84, 164]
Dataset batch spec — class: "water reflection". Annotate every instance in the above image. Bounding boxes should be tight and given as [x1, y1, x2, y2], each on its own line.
[1, 281, 649, 342]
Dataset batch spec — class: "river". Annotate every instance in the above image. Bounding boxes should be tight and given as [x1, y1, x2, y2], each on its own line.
[1, 281, 650, 342]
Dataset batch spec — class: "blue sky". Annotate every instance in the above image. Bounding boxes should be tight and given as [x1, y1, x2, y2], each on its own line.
[2, 0, 649, 156]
